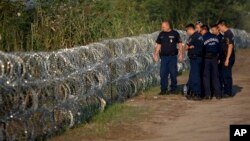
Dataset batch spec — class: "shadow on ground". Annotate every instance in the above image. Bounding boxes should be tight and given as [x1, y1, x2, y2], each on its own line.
[233, 85, 243, 96]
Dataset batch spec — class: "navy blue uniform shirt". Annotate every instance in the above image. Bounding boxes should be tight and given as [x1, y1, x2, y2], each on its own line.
[203, 32, 220, 55]
[217, 33, 224, 59]
[222, 29, 235, 59]
[217, 33, 224, 43]
[186, 31, 204, 57]
[156, 30, 182, 56]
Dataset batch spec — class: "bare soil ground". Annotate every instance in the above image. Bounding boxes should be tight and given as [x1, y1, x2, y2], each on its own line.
[50, 48, 250, 141]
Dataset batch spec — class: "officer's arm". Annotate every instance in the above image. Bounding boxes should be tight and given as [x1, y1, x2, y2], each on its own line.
[226, 32, 234, 62]
[178, 43, 183, 61]
[185, 44, 192, 50]
[186, 35, 198, 50]
[153, 43, 161, 62]
[185, 39, 191, 50]
[176, 33, 183, 57]
[185, 41, 194, 50]
[178, 43, 183, 53]
[226, 44, 233, 61]
[154, 43, 161, 55]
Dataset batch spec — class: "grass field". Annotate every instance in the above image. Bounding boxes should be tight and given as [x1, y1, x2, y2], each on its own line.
[49, 102, 149, 140]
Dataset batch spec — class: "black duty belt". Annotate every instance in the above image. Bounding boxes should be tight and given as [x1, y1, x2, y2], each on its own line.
[205, 53, 218, 59]
[160, 52, 178, 57]
[188, 54, 202, 59]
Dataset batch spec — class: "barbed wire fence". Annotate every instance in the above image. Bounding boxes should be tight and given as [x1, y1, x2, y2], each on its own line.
[0, 29, 249, 140]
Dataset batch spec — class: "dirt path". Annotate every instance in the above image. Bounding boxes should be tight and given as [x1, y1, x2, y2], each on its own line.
[50, 49, 250, 141]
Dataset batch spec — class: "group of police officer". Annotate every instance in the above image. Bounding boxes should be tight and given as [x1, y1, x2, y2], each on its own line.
[153, 20, 235, 100]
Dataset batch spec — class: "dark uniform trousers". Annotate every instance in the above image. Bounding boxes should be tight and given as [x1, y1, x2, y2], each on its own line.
[203, 58, 221, 97]
[188, 57, 202, 95]
[221, 57, 235, 95]
[218, 62, 223, 91]
[160, 55, 178, 92]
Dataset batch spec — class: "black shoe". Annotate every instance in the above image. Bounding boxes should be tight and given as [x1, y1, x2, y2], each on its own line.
[185, 91, 194, 100]
[222, 94, 233, 98]
[170, 89, 178, 95]
[193, 95, 202, 101]
[215, 95, 222, 99]
[204, 96, 212, 100]
[185, 94, 192, 100]
[215, 96, 222, 99]
[159, 91, 166, 95]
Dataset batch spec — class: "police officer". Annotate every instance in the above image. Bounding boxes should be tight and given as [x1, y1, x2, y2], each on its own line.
[185, 24, 204, 100]
[217, 20, 235, 97]
[211, 24, 224, 91]
[195, 21, 205, 97]
[153, 21, 183, 95]
[195, 21, 203, 33]
[200, 25, 222, 99]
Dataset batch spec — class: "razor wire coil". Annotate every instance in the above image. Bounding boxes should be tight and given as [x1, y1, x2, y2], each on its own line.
[0, 29, 249, 140]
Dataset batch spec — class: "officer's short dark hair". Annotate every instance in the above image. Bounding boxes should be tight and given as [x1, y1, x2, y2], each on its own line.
[217, 20, 228, 27]
[185, 24, 195, 29]
[211, 24, 218, 28]
[162, 20, 170, 24]
[162, 20, 172, 27]
[201, 25, 209, 31]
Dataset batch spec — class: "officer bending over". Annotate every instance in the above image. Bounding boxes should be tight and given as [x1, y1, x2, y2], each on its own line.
[200, 25, 222, 99]
[211, 24, 224, 91]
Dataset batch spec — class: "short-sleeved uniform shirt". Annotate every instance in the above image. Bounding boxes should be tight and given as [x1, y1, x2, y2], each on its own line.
[186, 31, 204, 57]
[156, 30, 182, 56]
[222, 29, 235, 59]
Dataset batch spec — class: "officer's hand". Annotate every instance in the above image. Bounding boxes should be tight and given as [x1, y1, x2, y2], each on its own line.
[178, 55, 183, 62]
[153, 54, 159, 63]
[218, 60, 220, 64]
[224, 59, 229, 67]
[185, 45, 189, 50]
[189, 45, 194, 49]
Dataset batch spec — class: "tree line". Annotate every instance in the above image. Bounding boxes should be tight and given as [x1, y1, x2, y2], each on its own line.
[0, 0, 249, 52]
